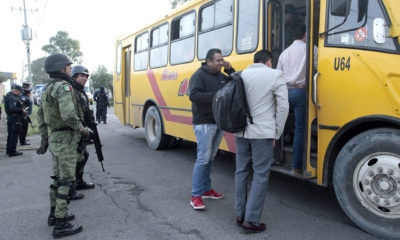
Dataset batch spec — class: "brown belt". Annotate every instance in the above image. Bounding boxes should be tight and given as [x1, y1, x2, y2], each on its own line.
[287, 84, 305, 89]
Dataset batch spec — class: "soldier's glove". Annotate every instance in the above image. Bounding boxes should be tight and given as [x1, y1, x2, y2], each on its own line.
[36, 137, 49, 155]
[81, 127, 93, 140]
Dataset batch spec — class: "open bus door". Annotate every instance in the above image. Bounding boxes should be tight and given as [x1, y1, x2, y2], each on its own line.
[122, 47, 131, 125]
[265, 0, 318, 179]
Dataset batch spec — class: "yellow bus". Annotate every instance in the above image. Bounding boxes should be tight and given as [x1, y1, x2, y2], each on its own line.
[113, 0, 400, 238]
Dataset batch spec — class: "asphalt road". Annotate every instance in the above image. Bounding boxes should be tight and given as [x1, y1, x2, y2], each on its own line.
[0, 109, 382, 240]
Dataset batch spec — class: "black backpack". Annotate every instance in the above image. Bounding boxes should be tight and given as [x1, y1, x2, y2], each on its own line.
[212, 71, 253, 133]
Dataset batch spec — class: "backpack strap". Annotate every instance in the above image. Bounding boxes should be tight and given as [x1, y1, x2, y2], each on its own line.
[234, 71, 253, 125]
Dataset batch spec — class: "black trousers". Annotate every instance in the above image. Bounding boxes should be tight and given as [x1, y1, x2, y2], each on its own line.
[19, 119, 28, 144]
[7, 120, 21, 154]
[96, 106, 107, 122]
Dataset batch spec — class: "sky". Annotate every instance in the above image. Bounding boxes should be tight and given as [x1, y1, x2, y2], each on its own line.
[0, 0, 172, 84]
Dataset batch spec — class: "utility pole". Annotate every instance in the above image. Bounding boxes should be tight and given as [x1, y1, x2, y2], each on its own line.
[12, 0, 37, 85]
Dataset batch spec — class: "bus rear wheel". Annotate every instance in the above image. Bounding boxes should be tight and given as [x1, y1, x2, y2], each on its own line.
[144, 106, 171, 150]
[333, 128, 400, 240]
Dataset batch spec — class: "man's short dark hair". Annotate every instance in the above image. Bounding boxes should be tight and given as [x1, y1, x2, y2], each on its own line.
[293, 24, 306, 40]
[206, 48, 222, 61]
[254, 50, 273, 64]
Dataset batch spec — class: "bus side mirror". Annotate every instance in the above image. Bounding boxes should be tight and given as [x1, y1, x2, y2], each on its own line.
[331, 0, 351, 17]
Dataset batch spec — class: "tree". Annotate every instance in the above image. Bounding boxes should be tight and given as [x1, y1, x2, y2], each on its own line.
[90, 65, 113, 94]
[31, 57, 48, 85]
[0, 73, 6, 83]
[41, 31, 83, 63]
[170, 0, 191, 9]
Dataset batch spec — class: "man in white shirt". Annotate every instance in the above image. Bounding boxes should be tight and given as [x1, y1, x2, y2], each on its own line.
[277, 24, 317, 174]
[235, 50, 289, 232]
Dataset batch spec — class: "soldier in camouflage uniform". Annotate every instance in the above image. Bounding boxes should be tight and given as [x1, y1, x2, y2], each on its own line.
[71, 65, 95, 191]
[36, 53, 91, 238]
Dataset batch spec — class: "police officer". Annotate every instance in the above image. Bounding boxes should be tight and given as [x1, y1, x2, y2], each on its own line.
[71, 65, 95, 191]
[4, 84, 26, 156]
[94, 86, 109, 124]
[36, 53, 91, 238]
[19, 87, 33, 145]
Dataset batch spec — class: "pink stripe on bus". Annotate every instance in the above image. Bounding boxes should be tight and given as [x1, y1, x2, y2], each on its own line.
[146, 69, 236, 152]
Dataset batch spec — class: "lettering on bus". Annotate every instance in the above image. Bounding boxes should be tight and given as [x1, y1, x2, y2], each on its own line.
[178, 78, 189, 96]
[161, 69, 178, 80]
[334, 57, 351, 71]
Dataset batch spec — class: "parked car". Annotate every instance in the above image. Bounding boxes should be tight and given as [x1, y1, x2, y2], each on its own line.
[33, 84, 45, 105]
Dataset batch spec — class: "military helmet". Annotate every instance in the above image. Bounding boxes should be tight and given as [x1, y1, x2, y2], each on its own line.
[71, 65, 89, 78]
[44, 53, 73, 73]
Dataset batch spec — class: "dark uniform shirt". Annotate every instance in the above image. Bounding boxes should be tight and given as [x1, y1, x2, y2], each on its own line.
[19, 93, 33, 115]
[4, 92, 24, 122]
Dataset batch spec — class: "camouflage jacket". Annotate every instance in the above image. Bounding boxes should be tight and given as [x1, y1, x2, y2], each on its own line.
[73, 87, 89, 126]
[37, 78, 82, 139]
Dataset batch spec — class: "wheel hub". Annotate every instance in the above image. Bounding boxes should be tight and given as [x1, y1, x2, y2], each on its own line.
[354, 154, 400, 218]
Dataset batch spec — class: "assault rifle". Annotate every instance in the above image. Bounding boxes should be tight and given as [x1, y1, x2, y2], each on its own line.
[83, 106, 105, 172]
[24, 107, 34, 130]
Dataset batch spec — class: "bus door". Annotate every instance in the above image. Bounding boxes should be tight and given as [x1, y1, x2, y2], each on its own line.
[122, 47, 131, 125]
[265, 0, 318, 178]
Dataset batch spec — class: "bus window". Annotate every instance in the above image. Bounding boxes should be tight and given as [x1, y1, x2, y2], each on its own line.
[267, 1, 283, 68]
[170, 12, 195, 65]
[124, 48, 131, 97]
[326, 0, 397, 51]
[134, 32, 149, 71]
[116, 43, 122, 75]
[201, 5, 214, 31]
[150, 23, 169, 68]
[215, 0, 232, 26]
[198, 0, 233, 60]
[236, 0, 259, 53]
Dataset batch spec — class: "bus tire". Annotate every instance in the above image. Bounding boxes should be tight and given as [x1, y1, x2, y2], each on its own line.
[333, 128, 400, 240]
[144, 106, 171, 150]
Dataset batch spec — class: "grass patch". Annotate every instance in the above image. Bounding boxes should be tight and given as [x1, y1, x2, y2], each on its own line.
[27, 104, 40, 136]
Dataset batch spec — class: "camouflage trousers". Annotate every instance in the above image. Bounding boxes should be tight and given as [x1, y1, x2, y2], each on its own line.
[49, 130, 80, 218]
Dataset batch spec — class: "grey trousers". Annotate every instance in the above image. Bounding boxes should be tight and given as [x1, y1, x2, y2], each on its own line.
[235, 137, 273, 223]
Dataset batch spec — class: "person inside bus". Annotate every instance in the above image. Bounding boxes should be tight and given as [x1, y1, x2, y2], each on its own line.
[284, 4, 298, 48]
[277, 23, 317, 174]
[234, 50, 288, 232]
[188, 48, 235, 210]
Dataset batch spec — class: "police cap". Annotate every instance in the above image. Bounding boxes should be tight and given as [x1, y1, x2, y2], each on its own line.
[23, 88, 32, 93]
[71, 65, 89, 78]
[11, 83, 23, 92]
[44, 53, 73, 73]
[22, 82, 31, 88]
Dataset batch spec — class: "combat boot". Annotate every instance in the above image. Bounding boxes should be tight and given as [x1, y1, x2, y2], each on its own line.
[52, 218, 82, 238]
[48, 207, 75, 226]
[69, 182, 84, 200]
[76, 178, 95, 190]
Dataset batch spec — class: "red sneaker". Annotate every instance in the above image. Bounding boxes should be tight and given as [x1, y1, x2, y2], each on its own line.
[190, 196, 205, 210]
[202, 189, 224, 199]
